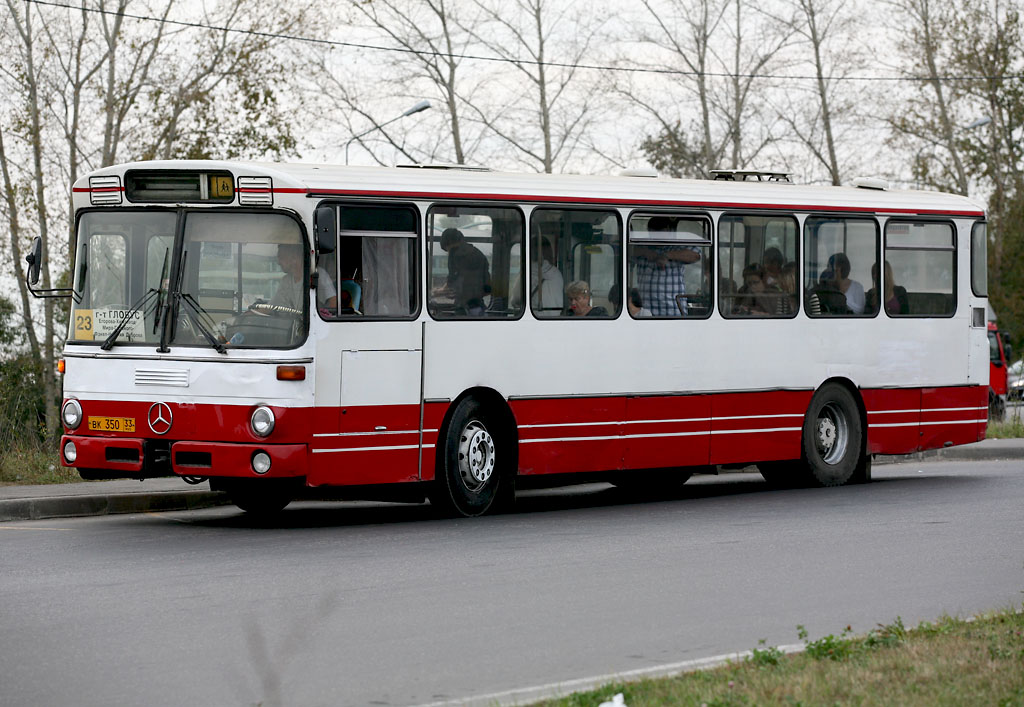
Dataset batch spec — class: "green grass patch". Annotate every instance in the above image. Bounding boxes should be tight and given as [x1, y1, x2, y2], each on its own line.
[535, 609, 1024, 707]
[0, 440, 78, 485]
[988, 417, 1024, 438]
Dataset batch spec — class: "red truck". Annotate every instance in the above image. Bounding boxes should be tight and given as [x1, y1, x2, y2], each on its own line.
[989, 321, 1013, 420]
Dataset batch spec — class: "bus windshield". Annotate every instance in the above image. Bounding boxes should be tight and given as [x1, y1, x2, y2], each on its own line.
[68, 210, 308, 349]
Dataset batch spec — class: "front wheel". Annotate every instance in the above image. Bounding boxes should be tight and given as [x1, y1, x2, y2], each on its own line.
[431, 398, 511, 517]
[799, 383, 864, 487]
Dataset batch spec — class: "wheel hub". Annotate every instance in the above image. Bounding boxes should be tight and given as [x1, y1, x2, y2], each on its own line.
[458, 421, 495, 490]
[815, 402, 849, 465]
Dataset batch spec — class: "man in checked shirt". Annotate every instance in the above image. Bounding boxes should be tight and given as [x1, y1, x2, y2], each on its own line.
[631, 216, 701, 317]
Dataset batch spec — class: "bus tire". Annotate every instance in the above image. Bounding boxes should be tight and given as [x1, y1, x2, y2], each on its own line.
[432, 397, 510, 517]
[217, 478, 294, 515]
[799, 383, 863, 487]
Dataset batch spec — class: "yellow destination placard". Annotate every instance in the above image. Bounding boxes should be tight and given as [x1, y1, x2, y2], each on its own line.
[74, 309, 94, 340]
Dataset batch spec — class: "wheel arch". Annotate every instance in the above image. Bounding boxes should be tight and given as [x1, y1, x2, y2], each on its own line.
[436, 386, 519, 475]
[813, 376, 867, 444]
[810, 376, 871, 484]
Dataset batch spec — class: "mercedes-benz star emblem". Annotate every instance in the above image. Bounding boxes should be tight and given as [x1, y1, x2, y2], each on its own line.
[147, 402, 173, 435]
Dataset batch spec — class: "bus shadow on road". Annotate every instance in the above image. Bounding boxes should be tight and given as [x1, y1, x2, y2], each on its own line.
[180, 468, 984, 530]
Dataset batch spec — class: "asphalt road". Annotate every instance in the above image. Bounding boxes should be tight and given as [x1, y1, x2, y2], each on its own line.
[2, 459, 1022, 707]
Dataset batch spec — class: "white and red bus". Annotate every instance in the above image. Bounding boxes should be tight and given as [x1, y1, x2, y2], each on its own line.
[33, 161, 990, 515]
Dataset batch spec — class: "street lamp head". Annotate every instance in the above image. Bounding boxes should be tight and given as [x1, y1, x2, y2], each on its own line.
[964, 116, 992, 130]
[402, 100, 432, 117]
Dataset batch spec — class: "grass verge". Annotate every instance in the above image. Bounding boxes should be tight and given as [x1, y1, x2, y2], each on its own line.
[0, 441, 79, 485]
[536, 608, 1024, 706]
[988, 417, 1024, 438]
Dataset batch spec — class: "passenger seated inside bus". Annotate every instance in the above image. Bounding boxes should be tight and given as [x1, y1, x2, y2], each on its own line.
[338, 279, 361, 314]
[776, 261, 798, 315]
[865, 260, 908, 315]
[735, 264, 779, 316]
[566, 280, 607, 317]
[763, 247, 784, 288]
[819, 252, 865, 314]
[511, 236, 564, 316]
[625, 287, 651, 317]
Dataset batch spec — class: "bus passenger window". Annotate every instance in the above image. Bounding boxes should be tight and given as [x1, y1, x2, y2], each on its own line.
[531, 209, 620, 319]
[628, 213, 710, 318]
[324, 204, 419, 319]
[719, 214, 797, 318]
[803, 217, 878, 317]
[884, 221, 955, 317]
[428, 206, 524, 319]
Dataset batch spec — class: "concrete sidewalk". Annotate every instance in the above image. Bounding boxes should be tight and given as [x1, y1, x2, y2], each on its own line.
[1, 438, 1022, 523]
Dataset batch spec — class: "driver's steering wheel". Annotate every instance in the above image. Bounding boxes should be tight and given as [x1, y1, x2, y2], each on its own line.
[249, 302, 302, 317]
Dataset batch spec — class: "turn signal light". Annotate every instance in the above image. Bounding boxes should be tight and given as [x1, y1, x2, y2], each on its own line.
[57, 359, 65, 374]
[276, 365, 305, 381]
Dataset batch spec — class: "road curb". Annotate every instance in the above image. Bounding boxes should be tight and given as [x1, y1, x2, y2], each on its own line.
[0, 490, 229, 523]
[874, 445, 1024, 464]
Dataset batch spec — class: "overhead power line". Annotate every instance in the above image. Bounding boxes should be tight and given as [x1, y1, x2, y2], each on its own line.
[24, 0, 1024, 84]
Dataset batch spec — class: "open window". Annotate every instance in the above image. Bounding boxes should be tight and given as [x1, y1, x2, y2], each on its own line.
[320, 204, 419, 319]
[628, 213, 710, 318]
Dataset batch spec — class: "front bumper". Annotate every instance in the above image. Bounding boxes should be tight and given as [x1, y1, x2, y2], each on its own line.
[61, 435, 307, 479]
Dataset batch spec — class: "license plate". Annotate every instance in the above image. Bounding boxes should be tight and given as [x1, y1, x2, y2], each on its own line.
[88, 416, 136, 433]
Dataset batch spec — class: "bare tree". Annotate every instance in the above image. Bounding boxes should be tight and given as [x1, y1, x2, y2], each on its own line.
[886, 0, 973, 194]
[765, 0, 863, 184]
[632, 0, 790, 177]
[342, 0, 486, 165]
[1, 0, 59, 439]
[458, 0, 601, 173]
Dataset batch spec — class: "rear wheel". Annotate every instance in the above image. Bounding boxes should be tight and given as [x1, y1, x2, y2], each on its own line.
[431, 397, 511, 517]
[799, 383, 864, 487]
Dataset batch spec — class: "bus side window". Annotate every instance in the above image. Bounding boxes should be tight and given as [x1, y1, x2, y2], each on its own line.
[719, 214, 798, 318]
[884, 221, 955, 317]
[627, 213, 711, 318]
[804, 217, 878, 318]
[327, 205, 419, 319]
[532, 209, 620, 319]
[428, 205, 524, 319]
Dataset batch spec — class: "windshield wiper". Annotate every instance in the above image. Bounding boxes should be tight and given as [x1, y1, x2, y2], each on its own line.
[151, 247, 170, 335]
[177, 292, 226, 354]
[100, 288, 160, 350]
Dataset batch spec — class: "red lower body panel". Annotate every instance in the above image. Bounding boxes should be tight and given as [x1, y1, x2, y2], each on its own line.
[61, 385, 987, 486]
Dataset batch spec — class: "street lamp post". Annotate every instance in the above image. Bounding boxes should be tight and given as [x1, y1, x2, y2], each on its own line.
[344, 100, 432, 165]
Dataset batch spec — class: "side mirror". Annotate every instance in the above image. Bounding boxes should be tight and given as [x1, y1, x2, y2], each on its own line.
[25, 237, 42, 286]
[1005, 344, 1014, 362]
[314, 206, 336, 255]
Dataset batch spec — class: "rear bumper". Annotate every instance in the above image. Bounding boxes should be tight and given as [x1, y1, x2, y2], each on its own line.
[61, 435, 307, 480]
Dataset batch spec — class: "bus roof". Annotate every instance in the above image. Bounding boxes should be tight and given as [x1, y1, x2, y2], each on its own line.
[76, 160, 986, 218]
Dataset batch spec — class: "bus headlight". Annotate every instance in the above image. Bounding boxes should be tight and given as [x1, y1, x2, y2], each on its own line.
[250, 406, 275, 437]
[62, 399, 83, 430]
[252, 451, 272, 474]
[63, 441, 78, 464]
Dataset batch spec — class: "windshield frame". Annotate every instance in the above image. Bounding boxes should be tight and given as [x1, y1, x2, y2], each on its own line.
[68, 206, 312, 351]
